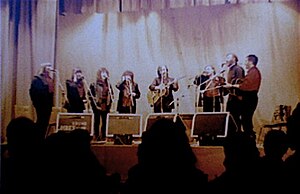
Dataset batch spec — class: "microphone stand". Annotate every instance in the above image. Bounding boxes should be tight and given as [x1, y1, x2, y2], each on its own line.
[82, 78, 101, 113]
[106, 78, 116, 113]
[195, 84, 199, 113]
[53, 70, 69, 111]
[157, 77, 164, 113]
[128, 80, 134, 114]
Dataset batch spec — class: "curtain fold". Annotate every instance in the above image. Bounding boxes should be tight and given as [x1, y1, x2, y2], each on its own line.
[1, 0, 57, 136]
[55, 0, 300, 135]
[1, 0, 299, 140]
[59, 0, 292, 14]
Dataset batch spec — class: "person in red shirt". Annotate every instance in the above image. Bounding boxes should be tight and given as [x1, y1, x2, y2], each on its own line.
[231, 54, 262, 139]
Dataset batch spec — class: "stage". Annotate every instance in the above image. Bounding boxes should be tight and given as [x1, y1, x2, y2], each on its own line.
[91, 143, 225, 182]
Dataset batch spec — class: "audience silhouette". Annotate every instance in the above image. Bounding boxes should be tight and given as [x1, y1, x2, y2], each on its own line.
[208, 132, 260, 193]
[284, 102, 300, 192]
[43, 129, 121, 194]
[258, 129, 289, 192]
[3, 103, 300, 194]
[121, 117, 208, 194]
[1, 116, 45, 194]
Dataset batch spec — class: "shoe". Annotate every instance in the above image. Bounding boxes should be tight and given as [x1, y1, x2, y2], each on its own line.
[96, 136, 101, 141]
[100, 137, 106, 141]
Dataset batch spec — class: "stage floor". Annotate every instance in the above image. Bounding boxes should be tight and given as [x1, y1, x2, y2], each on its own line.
[91, 142, 225, 182]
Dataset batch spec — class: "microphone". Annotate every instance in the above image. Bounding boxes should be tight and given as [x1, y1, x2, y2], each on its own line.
[48, 68, 57, 72]
[219, 69, 226, 74]
[221, 62, 227, 67]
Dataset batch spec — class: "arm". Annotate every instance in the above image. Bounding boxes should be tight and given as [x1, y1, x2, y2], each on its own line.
[149, 78, 159, 91]
[194, 75, 200, 86]
[132, 83, 141, 99]
[231, 66, 245, 84]
[170, 78, 179, 92]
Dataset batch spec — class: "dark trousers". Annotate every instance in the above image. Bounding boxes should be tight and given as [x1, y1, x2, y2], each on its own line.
[203, 96, 221, 112]
[226, 95, 242, 132]
[93, 109, 109, 139]
[154, 97, 173, 113]
[35, 105, 52, 138]
[241, 92, 258, 136]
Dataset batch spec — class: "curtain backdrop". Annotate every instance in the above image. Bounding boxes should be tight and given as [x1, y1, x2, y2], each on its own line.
[1, 0, 57, 138]
[1, 0, 299, 139]
[59, 0, 293, 14]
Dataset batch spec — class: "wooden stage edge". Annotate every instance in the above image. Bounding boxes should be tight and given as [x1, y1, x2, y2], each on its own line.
[91, 141, 294, 182]
[91, 143, 226, 182]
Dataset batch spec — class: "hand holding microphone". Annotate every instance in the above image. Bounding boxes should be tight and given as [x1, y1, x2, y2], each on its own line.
[49, 68, 57, 72]
[218, 69, 226, 75]
[46, 66, 57, 73]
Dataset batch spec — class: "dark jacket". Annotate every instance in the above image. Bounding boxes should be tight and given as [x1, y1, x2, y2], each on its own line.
[29, 75, 54, 108]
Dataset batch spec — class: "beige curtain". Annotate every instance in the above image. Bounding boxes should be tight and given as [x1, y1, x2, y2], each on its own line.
[1, 0, 56, 137]
[60, 0, 293, 14]
[55, 0, 300, 134]
[1, 0, 299, 139]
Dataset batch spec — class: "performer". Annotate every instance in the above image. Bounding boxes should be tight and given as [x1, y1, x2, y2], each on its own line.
[89, 67, 114, 141]
[194, 65, 226, 112]
[29, 62, 54, 138]
[223, 53, 245, 132]
[116, 70, 141, 114]
[229, 54, 261, 138]
[65, 68, 87, 113]
[148, 65, 179, 113]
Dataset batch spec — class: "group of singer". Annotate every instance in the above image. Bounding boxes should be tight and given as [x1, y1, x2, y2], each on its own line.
[29, 53, 261, 141]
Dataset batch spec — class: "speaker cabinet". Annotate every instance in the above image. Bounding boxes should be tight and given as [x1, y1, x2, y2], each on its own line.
[106, 113, 142, 137]
[191, 112, 230, 138]
[56, 113, 94, 136]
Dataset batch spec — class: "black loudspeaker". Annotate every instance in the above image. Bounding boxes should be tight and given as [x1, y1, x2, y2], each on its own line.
[106, 113, 142, 138]
[56, 113, 94, 136]
[191, 112, 231, 146]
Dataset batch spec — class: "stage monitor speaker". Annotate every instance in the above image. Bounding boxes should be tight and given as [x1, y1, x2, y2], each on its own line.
[191, 112, 230, 138]
[56, 112, 94, 136]
[106, 113, 142, 138]
[144, 113, 177, 132]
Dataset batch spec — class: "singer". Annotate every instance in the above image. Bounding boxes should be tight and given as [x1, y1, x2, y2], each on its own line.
[29, 62, 54, 138]
[116, 70, 141, 114]
[148, 65, 179, 113]
[223, 53, 245, 132]
[231, 54, 261, 139]
[193, 65, 225, 112]
[89, 67, 114, 141]
[65, 68, 87, 113]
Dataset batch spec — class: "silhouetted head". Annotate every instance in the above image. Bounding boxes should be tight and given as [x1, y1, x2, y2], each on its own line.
[6, 117, 42, 156]
[138, 118, 196, 167]
[223, 132, 260, 171]
[263, 129, 288, 159]
[286, 102, 300, 151]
